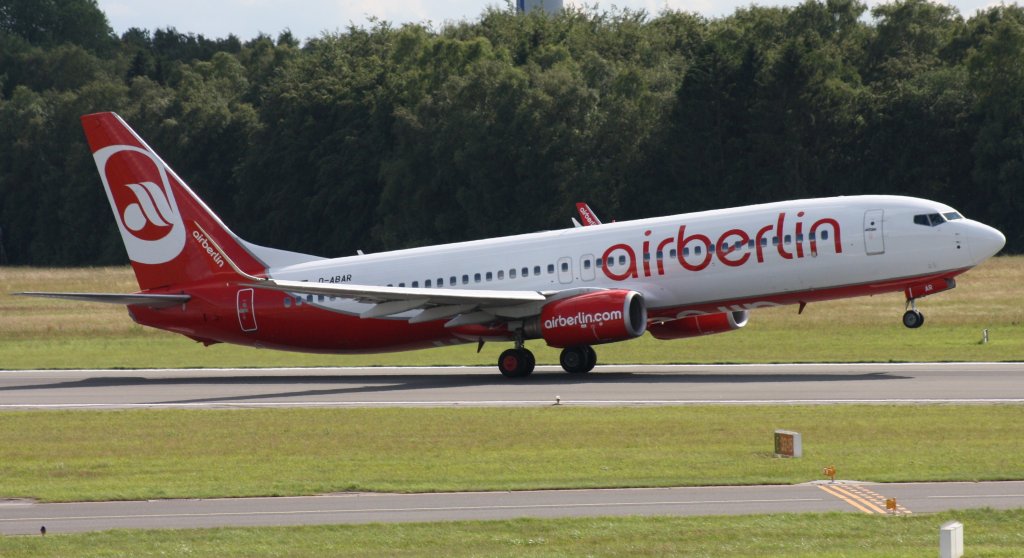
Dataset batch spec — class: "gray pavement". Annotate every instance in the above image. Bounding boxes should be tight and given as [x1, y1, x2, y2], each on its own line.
[3, 481, 1024, 535]
[1, 363, 1023, 409]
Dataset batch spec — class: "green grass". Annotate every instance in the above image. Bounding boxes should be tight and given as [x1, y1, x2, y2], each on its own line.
[1, 256, 1022, 369]
[3, 406, 1023, 502]
[2, 509, 1024, 557]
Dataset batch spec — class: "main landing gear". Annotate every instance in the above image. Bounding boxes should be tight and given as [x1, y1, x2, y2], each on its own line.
[497, 334, 598, 377]
[559, 345, 597, 374]
[498, 329, 536, 378]
[902, 299, 925, 329]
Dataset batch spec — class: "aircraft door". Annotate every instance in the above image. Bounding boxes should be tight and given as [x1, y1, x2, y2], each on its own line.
[557, 256, 573, 284]
[864, 209, 885, 255]
[237, 288, 258, 332]
[581, 254, 596, 281]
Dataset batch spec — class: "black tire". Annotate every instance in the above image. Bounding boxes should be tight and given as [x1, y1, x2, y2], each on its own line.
[902, 310, 924, 329]
[560, 346, 591, 374]
[499, 348, 534, 378]
[582, 345, 597, 373]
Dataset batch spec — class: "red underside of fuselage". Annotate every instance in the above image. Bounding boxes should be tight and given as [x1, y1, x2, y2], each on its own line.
[128, 268, 968, 354]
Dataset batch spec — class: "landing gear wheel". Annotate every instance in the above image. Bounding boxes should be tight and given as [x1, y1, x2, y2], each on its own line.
[560, 345, 597, 374]
[902, 309, 925, 329]
[498, 348, 535, 378]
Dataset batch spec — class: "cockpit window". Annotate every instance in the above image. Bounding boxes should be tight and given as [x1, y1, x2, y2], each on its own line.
[913, 213, 945, 227]
[943, 211, 963, 221]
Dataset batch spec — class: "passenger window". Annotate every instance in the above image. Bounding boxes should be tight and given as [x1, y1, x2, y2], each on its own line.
[498, 270, 504, 280]
[618, 255, 626, 265]
[411, 281, 418, 288]
[643, 253, 651, 261]
[596, 258, 603, 267]
[437, 278, 444, 287]
[656, 251, 663, 259]
[450, 276, 456, 285]
[583, 260, 591, 269]
[399, 283, 405, 287]
[462, 275, 469, 285]
[474, 273, 481, 283]
[284, 297, 292, 308]
[523, 267, 529, 277]
[795, 234, 803, 243]
[694, 246, 702, 255]
[510, 269, 517, 279]
[547, 264, 555, 274]
[534, 266, 541, 275]
[318, 295, 324, 302]
[772, 237, 779, 246]
[560, 262, 569, 272]
[809, 233, 816, 241]
[669, 249, 677, 258]
[486, 272, 493, 281]
[821, 231, 829, 240]
[784, 234, 792, 244]
[760, 237, 768, 247]
[425, 280, 432, 287]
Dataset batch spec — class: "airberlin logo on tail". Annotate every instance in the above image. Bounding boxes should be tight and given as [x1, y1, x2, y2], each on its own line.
[191, 229, 225, 268]
[94, 145, 186, 265]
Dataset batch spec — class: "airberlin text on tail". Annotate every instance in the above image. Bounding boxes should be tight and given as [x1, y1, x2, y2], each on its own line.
[82, 112, 266, 290]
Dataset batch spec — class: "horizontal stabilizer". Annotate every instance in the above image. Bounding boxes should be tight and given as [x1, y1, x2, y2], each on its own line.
[14, 292, 190, 308]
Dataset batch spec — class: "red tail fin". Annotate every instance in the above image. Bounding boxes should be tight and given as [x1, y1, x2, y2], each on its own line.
[82, 112, 266, 290]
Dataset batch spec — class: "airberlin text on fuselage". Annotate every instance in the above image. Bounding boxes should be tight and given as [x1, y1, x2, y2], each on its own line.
[602, 211, 842, 281]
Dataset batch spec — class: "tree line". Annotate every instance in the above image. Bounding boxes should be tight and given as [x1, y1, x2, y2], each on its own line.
[1, 0, 1021, 266]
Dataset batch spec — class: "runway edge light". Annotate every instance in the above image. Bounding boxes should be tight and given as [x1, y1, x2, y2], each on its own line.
[774, 430, 802, 458]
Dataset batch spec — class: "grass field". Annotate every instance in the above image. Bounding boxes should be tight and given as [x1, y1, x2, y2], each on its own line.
[3, 405, 1023, 502]
[2, 509, 1024, 557]
[1, 256, 1022, 369]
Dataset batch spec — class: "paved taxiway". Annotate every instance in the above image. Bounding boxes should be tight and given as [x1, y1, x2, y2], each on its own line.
[3, 481, 1024, 535]
[1, 363, 1022, 408]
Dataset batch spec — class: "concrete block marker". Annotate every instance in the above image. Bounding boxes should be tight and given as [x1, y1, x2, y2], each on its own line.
[940, 521, 963, 558]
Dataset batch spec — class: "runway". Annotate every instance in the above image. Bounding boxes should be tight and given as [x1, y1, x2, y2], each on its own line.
[3, 481, 1024, 535]
[1, 363, 1023, 409]
[3, 363, 1024, 534]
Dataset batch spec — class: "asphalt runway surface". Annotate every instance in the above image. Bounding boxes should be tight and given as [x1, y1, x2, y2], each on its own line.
[1, 362, 1023, 409]
[3, 481, 1024, 535]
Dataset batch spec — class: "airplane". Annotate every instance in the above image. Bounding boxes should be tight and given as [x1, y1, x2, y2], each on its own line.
[17, 112, 1007, 377]
[572, 202, 603, 227]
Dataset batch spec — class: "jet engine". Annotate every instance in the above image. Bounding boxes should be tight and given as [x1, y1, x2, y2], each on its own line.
[524, 290, 647, 348]
[647, 310, 749, 340]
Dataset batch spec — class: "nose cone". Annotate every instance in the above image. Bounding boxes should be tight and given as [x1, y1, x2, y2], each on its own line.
[968, 222, 1006, 264]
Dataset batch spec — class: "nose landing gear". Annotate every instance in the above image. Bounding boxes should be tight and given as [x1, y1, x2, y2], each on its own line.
[902, 299, 925, 329]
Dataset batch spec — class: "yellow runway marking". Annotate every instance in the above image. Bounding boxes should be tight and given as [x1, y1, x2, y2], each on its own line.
[818, 484, 912, 515]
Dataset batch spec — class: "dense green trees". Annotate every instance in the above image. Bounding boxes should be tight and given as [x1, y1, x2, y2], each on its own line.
[0, 0, 1021, 265]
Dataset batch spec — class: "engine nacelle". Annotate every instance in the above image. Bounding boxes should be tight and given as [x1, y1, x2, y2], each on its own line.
[526, 290, 647, 348]
[647, 310, 749, 340]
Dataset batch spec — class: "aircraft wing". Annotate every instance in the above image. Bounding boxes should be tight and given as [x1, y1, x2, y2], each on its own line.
[245, 279, 601, 326]
[14, 292, 190, 308]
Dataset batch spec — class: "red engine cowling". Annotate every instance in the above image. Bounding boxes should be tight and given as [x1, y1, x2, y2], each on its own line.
[647, 310, 749, 340]
[531, 290, 647, 348]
